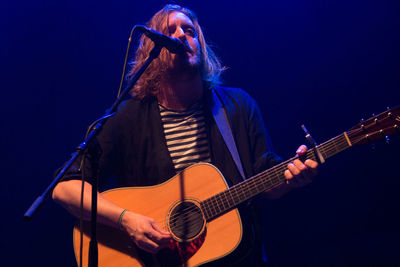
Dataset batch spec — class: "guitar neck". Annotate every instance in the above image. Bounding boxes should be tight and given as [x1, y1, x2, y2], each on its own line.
[201, 132, 352, 221]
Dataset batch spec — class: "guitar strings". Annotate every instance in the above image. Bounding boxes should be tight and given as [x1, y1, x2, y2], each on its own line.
[169, 123, 397, 227]
[159, 127, 376, 228]
[164, 137, 377, 229]
[163, 134, 351, 226]
[177, 115, 395, 225]
[163, 139, 348, 227]
[186, 126, 394, 226]
[226, 126, 393, 207]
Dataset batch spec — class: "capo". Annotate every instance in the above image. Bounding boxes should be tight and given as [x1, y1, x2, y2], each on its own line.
[301, 125, 325, 164]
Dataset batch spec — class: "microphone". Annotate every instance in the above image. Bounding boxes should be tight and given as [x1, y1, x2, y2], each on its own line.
[136, 25, 185, 54]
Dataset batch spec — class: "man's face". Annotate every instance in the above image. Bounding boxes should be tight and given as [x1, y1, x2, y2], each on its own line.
[167, 11, 201, 72]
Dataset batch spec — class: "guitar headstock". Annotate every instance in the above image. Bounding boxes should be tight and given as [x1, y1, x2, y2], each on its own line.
[347, 106, 400, 146]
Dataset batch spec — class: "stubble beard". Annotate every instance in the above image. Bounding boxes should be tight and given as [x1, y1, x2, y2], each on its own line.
[167, 53, 201, 81]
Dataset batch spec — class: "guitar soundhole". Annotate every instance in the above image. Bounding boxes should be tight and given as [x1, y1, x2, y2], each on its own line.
[169, 201, 205, 241]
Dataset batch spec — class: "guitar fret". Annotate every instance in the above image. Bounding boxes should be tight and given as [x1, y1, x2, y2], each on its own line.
[242, 183, 250, 199]
[212, 196, 220, 215]
[273, 168, 282, 186]
[238, 185, 246, 201]
[217, 193, 226, 211]
[208, 198, 216, 219]
[203, 199, 210, 220]
[215, 195, 222, 210]
[237, 186, 244, 202]
[217, 195, 223, 212]
[249, 179, 258, 196]
[200, 202, 209, 220]
[212, 195, 220, 214]
[221, 191, 229, 210]
[233, 187, 241, 203]
[227, 190, 235, 207]
[260, 176, 269, 191]
[332, 139, 341, 156]
[256, 174, 267, 192]
[254, 178, 262, 193]
[206, 202, 211, 219]
[338, 135, 350, 152]
[233, 187, 240, 204]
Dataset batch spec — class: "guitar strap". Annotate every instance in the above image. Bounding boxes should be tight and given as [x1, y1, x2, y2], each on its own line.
[211, 88, 246, 181]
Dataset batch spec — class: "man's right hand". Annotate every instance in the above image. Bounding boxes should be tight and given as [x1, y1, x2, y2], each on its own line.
[120, 211, 172, 254]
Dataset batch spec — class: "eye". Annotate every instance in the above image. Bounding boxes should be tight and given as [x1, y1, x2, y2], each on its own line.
[184, 27, 196, 37]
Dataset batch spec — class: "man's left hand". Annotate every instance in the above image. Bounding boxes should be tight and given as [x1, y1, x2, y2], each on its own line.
[284, 145, 318, 188]
[264, 144, 318, 199]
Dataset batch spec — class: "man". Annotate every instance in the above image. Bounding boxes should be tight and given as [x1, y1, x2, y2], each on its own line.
[52, 4, 318, 266]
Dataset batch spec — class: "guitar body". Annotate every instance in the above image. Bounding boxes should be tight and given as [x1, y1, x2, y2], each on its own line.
[73, 163, 243, 267]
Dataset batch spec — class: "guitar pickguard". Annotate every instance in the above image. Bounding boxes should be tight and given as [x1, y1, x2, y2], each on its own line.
[155, 228, 207, 266]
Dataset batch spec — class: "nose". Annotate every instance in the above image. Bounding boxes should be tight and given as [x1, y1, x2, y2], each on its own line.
[173, 27, 186, 41]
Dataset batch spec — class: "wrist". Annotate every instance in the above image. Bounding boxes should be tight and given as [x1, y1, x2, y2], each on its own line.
[118, 209, 128, 231]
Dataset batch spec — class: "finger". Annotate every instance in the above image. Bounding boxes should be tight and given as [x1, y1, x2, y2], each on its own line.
[287, 162, 300, 176]
[144, 228, 166, 243]
[284, 169, 300, 188]
[150, 223, 171, 246]
[151, 221, 171, 237]
[287, 162, 312, 187]
[296, 145, 308, 156]
[293, 159, 307, 172]
[305, 159, 318, 169]
[305, 159, 318, 176]
[293, 159, 313, 182]
[144, 223, 171, 246]
[284, 169, 293, 180]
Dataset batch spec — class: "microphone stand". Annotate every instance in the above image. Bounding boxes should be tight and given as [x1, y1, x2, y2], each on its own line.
[24, 44, 162, 267]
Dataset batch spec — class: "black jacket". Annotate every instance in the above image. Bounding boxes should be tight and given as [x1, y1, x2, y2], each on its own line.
[62, 86, 281, 266]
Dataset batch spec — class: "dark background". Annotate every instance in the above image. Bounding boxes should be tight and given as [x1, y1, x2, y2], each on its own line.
[2, 0, 400, 266]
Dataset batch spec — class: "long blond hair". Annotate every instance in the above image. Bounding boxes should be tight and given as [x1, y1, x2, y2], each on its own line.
[129, 4, 223, 99]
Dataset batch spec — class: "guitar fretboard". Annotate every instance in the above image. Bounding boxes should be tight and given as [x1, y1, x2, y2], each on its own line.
[200, 132, 351, 221]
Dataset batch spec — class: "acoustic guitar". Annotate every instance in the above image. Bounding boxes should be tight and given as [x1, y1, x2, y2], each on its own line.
[73, 106, 400, 266]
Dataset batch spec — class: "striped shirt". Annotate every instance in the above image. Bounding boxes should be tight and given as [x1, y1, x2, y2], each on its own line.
[159, 102, 211, 173]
